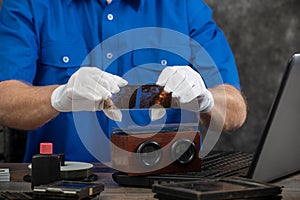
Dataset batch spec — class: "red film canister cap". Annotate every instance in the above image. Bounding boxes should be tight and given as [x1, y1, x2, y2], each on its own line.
[40, 143, 53, 154]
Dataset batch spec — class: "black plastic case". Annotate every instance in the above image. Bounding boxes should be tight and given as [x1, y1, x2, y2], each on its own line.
[152, 177, 282, 200]
[33, 181, 104, 200]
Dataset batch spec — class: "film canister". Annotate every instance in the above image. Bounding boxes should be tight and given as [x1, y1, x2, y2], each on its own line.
[31, 142, 60, 189]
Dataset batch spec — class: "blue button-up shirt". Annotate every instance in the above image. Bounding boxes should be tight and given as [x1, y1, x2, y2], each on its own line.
[0, 0, 240, 162]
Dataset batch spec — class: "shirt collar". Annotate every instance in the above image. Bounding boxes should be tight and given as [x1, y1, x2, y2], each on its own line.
[66, 0, 144, 11]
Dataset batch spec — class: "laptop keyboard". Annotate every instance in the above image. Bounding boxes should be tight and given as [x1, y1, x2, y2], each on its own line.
[200, 151, 254, 177]
[151, 151, 254, 182]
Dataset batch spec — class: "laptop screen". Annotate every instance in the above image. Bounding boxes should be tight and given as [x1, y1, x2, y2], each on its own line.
[249, 54, 300, 182]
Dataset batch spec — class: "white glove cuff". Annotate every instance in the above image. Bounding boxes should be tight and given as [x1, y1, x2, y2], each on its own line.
[51, 85, 69, 112]
[198, 90, 214, 113]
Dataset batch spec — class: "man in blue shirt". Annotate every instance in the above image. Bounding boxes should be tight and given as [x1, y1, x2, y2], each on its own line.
[0, 0, 247, 163]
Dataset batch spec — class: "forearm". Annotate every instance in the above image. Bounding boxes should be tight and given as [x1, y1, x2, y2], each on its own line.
[0, 80, 59, 130]
[200, 84, 247, 132]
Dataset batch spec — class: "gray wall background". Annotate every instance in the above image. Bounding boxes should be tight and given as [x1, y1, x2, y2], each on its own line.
[204, 0, 300, 152]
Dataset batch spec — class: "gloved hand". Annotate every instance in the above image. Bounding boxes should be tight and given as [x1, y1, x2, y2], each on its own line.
[51, 67, 128, 121]
[156, 65, 214, 113]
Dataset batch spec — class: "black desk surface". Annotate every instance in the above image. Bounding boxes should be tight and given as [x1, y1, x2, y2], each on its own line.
[0, 163, 300, 200]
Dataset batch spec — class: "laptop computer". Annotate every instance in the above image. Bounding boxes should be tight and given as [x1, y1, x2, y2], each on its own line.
[112, 54, 300, 187]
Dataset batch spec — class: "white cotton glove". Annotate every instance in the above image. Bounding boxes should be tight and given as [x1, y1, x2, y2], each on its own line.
[156, 66, 214, 113]
[51, 67, 128, 121]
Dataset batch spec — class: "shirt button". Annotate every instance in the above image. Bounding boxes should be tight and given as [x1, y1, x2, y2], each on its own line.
[62, 56, 70, 63]
[161, 59, 168, 66]
[106, 53, 113, 59]
[107, 14, 114, 21]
